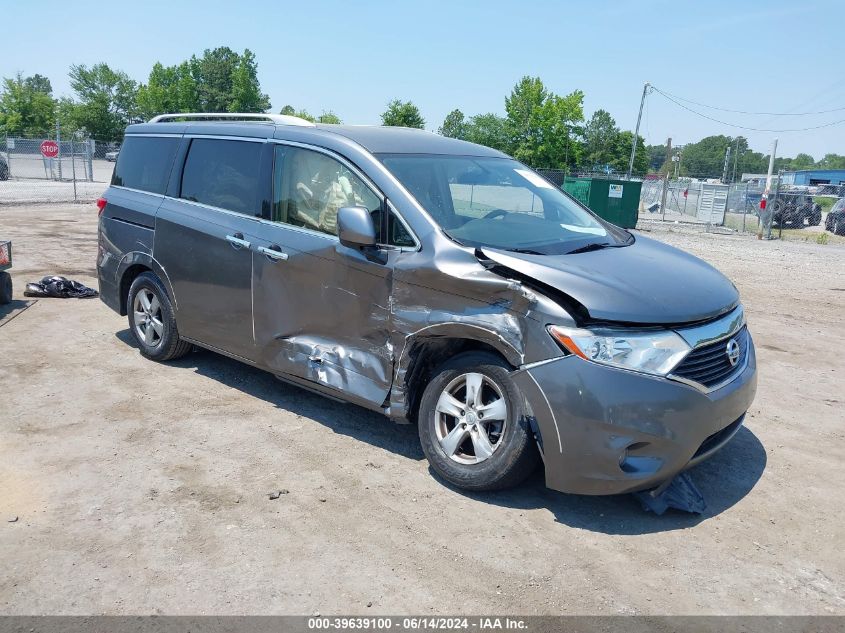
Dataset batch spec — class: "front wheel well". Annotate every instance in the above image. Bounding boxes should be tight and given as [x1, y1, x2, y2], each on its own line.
[119, 264, 152, 315]
[403, 337, 516, 424]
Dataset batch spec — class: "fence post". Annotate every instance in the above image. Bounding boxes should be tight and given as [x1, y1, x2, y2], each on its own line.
[767, 175, 781, 240]
[660, 176, 668, 222]
[87, 138, 94, 182]
[742, 182, 749, 233]
[4, 133, 10, 178]
[56, 120, 63, 181]
[70, 136, 78, 202]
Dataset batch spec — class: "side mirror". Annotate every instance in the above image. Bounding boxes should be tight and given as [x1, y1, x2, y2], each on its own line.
[337, 206, 377, 249]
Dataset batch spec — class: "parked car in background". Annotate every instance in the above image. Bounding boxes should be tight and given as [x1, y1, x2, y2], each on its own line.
[815, 184, 845, 198]
[97, 112, 757, 497]
[105, 149, 120, 162]
[771, 191, 822, 228]
[824, 198, 845, 235]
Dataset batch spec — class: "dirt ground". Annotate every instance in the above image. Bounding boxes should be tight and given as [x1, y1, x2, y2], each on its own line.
[1, 203, 843, 616]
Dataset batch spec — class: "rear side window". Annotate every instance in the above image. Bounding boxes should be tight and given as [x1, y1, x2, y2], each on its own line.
[111, 136, 179, 194]
[180, 139, 262, 215]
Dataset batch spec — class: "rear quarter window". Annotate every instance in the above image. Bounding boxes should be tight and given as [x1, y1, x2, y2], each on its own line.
[180, 138, 262, 215]
[111, 136, 180, 194]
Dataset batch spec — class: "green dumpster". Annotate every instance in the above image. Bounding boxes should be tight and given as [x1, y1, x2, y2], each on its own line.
[562, 177, 640, 228]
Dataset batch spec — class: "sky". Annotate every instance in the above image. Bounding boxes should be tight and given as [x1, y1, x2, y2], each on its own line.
[4, 0, 844, 160]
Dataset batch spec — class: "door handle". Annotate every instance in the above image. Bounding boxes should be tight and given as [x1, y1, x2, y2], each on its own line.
[225, 233, 251, 250]
[258, 245, 289, 261]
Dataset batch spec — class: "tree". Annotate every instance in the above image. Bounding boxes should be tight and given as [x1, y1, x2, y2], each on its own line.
[504, 76, 584, 168]
[674, 135, 733, 178]
[136, 62, 184, 119]
[191, 47, 238, 112]
[646, 143, 666, 172]
[24, 74, 52, 95]
[438, 109, 466, 138]
[583, 109, 619, 168]
[463, 113, 508, 151]
[504, 76, 548, 163]
[381, 99, 425, 128]
[0, 73, 56, 137]
[279, 106, 314, 122]
[279, 106, 339, 123]
[137, 49, 268, 120]
[228, 49, 270, 112]
[67, 63, 137, 140]
[317, 111, 341, 124]
[817, 153, 845, 170]
[610, 131, 647, 174]
[535, 91, 585, 169]
[791, 153, 815, 171]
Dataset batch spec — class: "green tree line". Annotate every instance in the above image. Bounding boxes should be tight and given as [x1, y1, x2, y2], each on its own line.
[2, 56, 843, 175]
[0, 47, 271, 141]
[435, 77, 649, 172]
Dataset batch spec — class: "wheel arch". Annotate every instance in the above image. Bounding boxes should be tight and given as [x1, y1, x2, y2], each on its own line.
[116, 252, 177, 316]
[392, 324, 523, 424]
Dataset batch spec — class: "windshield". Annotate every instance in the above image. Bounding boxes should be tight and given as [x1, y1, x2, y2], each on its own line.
[379, 154, 631, 255]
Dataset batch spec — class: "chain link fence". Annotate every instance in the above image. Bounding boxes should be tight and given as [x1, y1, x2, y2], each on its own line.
[536, 166, 845, 244]
[636, 175, 843, 242]
[0, 125, 114, 205]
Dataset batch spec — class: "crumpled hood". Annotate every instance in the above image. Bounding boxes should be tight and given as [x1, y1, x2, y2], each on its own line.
[480, 235, 739, 325]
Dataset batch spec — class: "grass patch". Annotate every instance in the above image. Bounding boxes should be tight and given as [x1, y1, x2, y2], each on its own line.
[814, 196, 837, 213]
[774, 227, 845, 245]
[722, 212, 759, 233]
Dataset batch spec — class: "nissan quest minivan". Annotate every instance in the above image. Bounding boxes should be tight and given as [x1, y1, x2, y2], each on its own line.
[97, 113, 757, 496]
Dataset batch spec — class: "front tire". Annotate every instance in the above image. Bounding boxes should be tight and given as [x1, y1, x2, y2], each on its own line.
[418, 351, 539, 491]
[127, 272, 191, 361]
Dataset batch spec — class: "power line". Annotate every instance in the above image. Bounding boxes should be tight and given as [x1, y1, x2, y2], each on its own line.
[654, 86, 845, 116]
[651, 87, 845, 133]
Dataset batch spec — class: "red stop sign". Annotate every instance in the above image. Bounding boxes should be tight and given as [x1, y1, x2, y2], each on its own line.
[40, 140, 59, 158]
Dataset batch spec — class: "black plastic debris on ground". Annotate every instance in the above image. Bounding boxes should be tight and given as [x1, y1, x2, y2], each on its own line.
[23, 276, 98, 299]
[634, 472, 707, 515]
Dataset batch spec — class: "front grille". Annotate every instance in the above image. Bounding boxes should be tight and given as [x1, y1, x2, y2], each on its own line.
[673, 326, 748, 389]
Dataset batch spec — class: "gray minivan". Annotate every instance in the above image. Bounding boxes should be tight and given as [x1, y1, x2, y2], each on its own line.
[97, 113, 757, 496]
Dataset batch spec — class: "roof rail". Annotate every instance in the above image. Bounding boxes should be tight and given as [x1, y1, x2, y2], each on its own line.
[148, 112, 316, 127]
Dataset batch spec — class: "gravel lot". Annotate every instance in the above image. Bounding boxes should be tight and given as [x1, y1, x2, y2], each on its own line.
[1, 204, 843, 615]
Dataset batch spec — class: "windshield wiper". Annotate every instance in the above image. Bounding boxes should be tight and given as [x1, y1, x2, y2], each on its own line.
[506, 247, 546, 256]
[566, 242, 612, 255]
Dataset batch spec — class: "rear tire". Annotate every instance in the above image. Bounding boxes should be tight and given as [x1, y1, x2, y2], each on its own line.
[418, 351, 540, 491]
[0, 271, 12, 304]
[127, 272, 191, 361]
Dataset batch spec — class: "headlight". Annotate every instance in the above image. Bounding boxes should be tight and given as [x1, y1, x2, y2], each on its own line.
[548, 325, 691, 377]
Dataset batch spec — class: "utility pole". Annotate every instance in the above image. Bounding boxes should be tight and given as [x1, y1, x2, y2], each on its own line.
[758, 138, 778, 240]
[731, 137, 739, 183]
[764, 139, 778, 194]
[660, 137, 672, 221]
[721, 145, 731, 183]
[627, 82, 650, 180]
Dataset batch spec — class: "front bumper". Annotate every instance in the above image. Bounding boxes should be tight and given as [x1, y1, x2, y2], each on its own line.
[513, 336, 757, 495]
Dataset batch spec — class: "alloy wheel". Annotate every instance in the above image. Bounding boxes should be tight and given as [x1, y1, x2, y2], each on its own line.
[434, 372, 508, 465]
[133, 288, 164, 348]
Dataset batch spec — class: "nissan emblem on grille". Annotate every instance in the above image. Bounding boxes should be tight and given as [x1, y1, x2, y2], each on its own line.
[726, 338, 740, 367]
